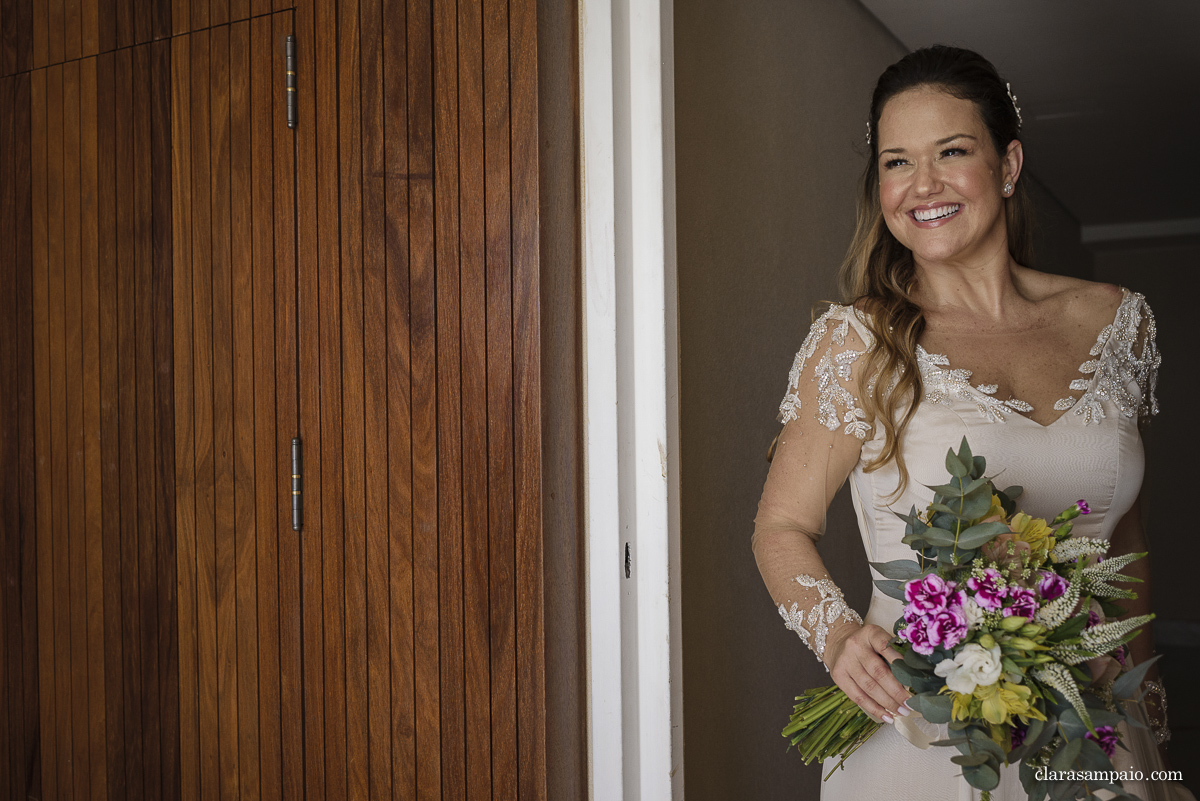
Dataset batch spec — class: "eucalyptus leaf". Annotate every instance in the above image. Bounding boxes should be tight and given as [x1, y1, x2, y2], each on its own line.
[1046, 611, 1090, 643]
[1049, 781, 1082, 801]
[922, 527, 959, 547]
[868, 559, 924, 581]
[1027, 713, 1058, 753]
[956, 437, 973, 465]
[946, 452, 969, 478]
[972, 455, 986, 477]
[929, 736, 969, 747]
[956, 521, 1012, 549]
[1057, 708, 1088, 741]
[872, 579, 909, 603]
[1112, 654, 1163, 701]
[959, 490, 995, 521]
[1001, 485, 1024, 500]
[967, 728, 1007, 762]
[1077, 738, 1114, 773]
[907, 692, 953, 724]
[951, 753, 991, 766]
[1049, 737, 1082, 772]
[963, 763, 1000, 791]
[903, 648, 934, 671]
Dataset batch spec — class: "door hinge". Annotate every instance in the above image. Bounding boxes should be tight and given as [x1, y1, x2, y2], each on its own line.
[291, 437, 303, 531]
[286, 34, 297, 129]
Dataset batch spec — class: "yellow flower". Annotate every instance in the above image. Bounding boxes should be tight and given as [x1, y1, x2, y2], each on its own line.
[1009, 512, 1054, 554]
[940, 686, 979, 721]
[972, 680, 1047, 726]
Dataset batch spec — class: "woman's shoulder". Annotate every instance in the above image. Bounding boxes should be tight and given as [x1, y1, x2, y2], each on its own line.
[1014, 268, 1139, 328]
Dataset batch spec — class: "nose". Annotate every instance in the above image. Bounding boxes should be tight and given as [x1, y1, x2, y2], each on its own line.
[912, 159, 942, 197]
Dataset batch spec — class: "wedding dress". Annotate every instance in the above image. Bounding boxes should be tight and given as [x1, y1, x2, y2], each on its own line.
[752, 288, 1192, 801]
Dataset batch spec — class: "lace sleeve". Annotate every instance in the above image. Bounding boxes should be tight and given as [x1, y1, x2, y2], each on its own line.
[777, 304, 876, 440]
[1131, 294, 1160, 424]
[754, 305, 874, 671]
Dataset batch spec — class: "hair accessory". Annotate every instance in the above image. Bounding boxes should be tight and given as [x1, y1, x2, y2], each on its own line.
[1006, 82, 1023, 130]
[866, 119, 872, 147]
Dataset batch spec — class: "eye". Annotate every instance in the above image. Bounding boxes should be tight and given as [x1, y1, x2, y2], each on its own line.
[883, 158, 909, 170]
[940, 147, 967, 158]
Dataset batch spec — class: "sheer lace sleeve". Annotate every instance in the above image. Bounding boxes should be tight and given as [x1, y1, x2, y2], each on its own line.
[753, 304, 876, 671]
[1130, 294, 1160, 424]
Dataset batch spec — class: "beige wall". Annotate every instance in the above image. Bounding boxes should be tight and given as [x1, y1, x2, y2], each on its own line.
[674, 1, 1094, 796]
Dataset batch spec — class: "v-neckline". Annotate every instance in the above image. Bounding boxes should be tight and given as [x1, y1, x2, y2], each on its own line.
[916, 288, 1131, 429]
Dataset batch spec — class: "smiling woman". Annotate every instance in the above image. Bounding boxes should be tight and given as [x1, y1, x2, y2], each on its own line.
[750, 45, 1194, 801]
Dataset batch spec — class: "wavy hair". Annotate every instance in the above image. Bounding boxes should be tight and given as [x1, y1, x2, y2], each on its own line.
[843, 45, 1034, 491]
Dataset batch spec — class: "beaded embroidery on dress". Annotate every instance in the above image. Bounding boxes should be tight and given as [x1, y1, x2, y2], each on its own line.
[772, 288, 1169, 800]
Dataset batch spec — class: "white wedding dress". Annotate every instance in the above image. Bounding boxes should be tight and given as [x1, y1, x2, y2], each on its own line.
[756, 288, 1191, 801]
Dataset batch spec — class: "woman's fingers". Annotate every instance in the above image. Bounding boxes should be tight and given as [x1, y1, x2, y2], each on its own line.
[833, 627, 912, 720]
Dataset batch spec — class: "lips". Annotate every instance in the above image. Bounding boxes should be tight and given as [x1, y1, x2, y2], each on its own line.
[911, 204, 961, 222]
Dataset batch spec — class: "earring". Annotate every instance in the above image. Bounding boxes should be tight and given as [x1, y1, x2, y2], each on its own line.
[1004, 182, 1014, 195]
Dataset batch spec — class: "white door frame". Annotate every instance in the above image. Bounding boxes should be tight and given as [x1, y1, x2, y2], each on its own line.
[578, 0, 682, 798]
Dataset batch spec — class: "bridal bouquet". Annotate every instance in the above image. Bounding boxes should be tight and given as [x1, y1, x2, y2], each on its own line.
[783, 438, 1159, 801]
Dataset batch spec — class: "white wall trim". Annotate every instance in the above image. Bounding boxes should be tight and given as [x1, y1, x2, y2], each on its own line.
[579, 0, 681, 797]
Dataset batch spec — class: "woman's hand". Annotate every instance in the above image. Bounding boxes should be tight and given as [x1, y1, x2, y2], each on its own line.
[825, 623, 913, 724]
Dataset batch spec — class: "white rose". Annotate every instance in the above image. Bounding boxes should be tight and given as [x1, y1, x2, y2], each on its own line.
[933, 643, 1003, 695]
[962, 597, 985, 630]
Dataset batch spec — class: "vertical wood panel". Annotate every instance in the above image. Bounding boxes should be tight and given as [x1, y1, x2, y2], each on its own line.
[47, 63, 75, 801]
[79, 55, 108, 801]
[48, 0, 63, 65]
[31, 65, 57, 801]
[250, 15, 281, 801]
[381, 0, 416, 795]
[511, 0, 547, 795]
[188, 29, 219, 801]
[96, 50, 125, 801]
[65, 0, 80, 60]
[293, 1, 327, 796]
[271, 13, 303, 801]
[114, 47, 144, 801]
[1, 0, 32, 74]
[229, 21, 261, 801]
[83, 0, 98, 56]
[63, 58, 94, 801]
[315, 0, 347, 793]
[457, 0, 491, 796]
[150, 37, 179, 801]
[338, 0, 368, 795]
[34, 0, 47, 68]
[208, 24, 239, 801]
[133, 44, 162, 801]
[407, 0, 440, 795]
[432, 0, 466, 793]
[483, 0, 517, 796]
[360, 0, 392, 796]
[170, 32, 199, 801]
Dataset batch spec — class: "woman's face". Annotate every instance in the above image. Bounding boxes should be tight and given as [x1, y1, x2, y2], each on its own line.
[875, 86, 1022, 267]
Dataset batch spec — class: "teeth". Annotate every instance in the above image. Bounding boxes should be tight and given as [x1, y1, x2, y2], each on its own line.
[913, 204, 960, 222]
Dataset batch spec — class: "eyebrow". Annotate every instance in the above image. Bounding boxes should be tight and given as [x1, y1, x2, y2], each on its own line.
[878, 133, 978, 156]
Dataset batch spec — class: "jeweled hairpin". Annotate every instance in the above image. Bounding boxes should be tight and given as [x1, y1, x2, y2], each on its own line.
[1007, 82, 1023, 130]
[866, 119, 873, 147]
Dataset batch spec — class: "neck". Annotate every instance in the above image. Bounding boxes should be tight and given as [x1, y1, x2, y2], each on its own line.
[911, 240, 1025, 322]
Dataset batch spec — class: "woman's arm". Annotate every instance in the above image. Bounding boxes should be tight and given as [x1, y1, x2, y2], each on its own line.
[753, 306, 912, 723]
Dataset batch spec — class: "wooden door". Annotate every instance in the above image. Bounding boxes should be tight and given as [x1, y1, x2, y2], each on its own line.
[0, 1, 548, 799]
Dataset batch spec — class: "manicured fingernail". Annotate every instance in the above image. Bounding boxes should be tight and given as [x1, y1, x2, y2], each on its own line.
[882, 713, 894, 724]
[896, 705, 910, 717]
[903, 700, 913, 711]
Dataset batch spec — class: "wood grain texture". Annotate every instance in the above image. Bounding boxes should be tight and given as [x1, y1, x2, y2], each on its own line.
[337, 0, 368, 794]
[291, 3, 327, 799]
[1, 0, 32, 75]
[432, 0, 466, 796]
[31, 65, 56, 801]
[407, 0, 440, 796]
[359, 0, 392, 796]
[189, 29, 220, 801]
[381, 0, 416, 795]
[170, 32, 199, 801]
[511, 0, 547, 796]
[315, 0, 348, 793]
[483, 0, 516, 796]
[228, 21, 261, 801]
[250, 15, 281, 801]
[97, 51, 124, 801]
[457, 0, 491, 797]
[150, 37, 180, 801]
[270, 13, 303, 801]
[65, 0, 80, 60]
[208, 24, 240, 801]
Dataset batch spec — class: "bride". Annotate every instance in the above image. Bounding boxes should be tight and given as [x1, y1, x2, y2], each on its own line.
[750, 46, 1185, 800]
